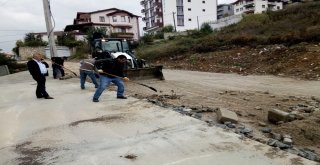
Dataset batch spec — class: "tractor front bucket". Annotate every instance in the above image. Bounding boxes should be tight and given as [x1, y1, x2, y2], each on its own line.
[124, 65, 165, 80]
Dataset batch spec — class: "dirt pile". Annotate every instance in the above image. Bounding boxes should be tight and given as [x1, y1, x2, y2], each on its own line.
[158, 43, 320, 80]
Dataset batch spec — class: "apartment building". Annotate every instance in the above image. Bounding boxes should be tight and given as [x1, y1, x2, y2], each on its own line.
[64, 8, 140, 40]
[233, 0, 283, 15]
[217, 4, 234, 19]
[141, 0, 217, 33]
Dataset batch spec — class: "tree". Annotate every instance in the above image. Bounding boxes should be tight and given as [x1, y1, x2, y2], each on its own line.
[24, 33, 47, 47]
[57, 32, 84, 48]
[200, 23, 213, 35]
[140, 33, 154, 44]
[161, 25, 174, 33]
[85, 27, 108, 44]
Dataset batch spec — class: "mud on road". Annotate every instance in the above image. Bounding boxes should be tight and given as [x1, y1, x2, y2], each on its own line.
[64, 62, 320, 161]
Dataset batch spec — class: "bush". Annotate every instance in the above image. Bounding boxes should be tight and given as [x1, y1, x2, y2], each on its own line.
[0, 54, 27, 73]
[69, 45, 90, 60]
[140, 33, 154, 45]
[200, 23, 213, 35]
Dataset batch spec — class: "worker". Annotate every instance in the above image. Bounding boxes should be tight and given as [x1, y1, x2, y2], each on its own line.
[92, 55, 129, 102]
[51, 57, 65, 79]
[27, 53, 54, 99]
[80, 57, 99, 89]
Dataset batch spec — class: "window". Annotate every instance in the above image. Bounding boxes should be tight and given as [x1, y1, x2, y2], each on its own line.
[177, 15, 184, 26]
[240, 7, 243, 11]
[202, 9, 205, 12]
[188, 8, 191, 11]
[121, 28, 126, 33]
[177, 0, 183, 6]
[121, 16, 126, 22]
[177, 6, 184, 15]
[236, 9, 239, 12]
[202, 1, 205, 3]
[188, 0, 191, 2]
[128, 17, 131, 23]
[262, 5, 265, 8]
[188, 18, 192, 21]
[112, 16, 117, 22]
[277, 6, 280, 9]
[99, 16, 105, 22]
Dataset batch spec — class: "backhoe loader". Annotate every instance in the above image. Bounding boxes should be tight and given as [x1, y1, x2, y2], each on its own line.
[91, 37, 164, 80]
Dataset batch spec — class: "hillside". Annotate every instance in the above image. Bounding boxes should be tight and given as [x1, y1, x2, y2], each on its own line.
[137, 2, 320, 80]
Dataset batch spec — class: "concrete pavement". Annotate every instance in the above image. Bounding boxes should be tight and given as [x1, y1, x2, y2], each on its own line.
[0, 71, 316, 165]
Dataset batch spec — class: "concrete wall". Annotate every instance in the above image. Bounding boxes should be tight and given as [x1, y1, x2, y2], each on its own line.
[209, 15, 243, 30]
[0, 65, 10, 76]
[19, 46, 73, 60]
[19, 47, 45, 61]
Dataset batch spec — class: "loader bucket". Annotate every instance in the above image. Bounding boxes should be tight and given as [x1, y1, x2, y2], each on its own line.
[124, 65, 165, 80]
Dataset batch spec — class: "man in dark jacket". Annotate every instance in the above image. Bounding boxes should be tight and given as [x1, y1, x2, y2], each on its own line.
[51, 57, 65, 79]
[92, 55, 129, 102]
[27, 53, 53, 99]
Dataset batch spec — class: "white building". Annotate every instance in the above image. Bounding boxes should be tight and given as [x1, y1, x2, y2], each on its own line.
[217, 4, 234, 19]
[141, 0, 217, 33]
[65, 8, 140, 41]
[233, 0, 283, 15]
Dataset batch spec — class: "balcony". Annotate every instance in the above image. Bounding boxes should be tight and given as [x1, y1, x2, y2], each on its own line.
[268, 2, 276, 6]
[244, 7, 255, 14]
[110, 32, 134, 39]
[154, 1, 162, 7]
[155, 10, 162, 16]
[217, 8, 224, 12]
[244, 1, 254, 7]
[155, 21, 163, 27]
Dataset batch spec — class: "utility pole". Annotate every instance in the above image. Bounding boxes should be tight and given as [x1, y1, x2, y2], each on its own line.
[197, 16, 199, 30]
[42, 0, 57, 58]
[172, 12, 177, 32]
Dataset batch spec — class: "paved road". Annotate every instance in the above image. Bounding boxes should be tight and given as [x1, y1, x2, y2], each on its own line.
[0, 71, 317, 164]
[162, 70, 320, 97]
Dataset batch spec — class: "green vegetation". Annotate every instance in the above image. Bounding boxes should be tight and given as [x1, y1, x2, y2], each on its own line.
[12, 33, 48, 56]
[0, 54, 27, 73]
[137, 2, 320, 60]
[57, 33, 84, 48]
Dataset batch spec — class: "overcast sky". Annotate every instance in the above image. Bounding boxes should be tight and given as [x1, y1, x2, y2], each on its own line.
[0, 0, 234, 53]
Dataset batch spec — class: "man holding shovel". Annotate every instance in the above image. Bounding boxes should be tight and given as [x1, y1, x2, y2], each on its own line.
[92, 55, 129, 102]
[80, 57, 99, 89]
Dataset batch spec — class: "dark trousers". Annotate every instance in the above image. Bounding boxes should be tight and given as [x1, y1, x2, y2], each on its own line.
[53, 65, 65, 79]
[36, 75, 49, 98]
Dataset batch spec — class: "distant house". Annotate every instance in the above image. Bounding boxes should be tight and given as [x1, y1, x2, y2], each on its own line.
[217, 4, 234, 19]
[141, 0, 217, 33]
[233, 0, 283, 15]
[30, 31, 86, 42]
[64, 8, 140, 41]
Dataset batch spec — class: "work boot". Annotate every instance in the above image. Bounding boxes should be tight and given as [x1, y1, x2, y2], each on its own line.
[93, 98, 99, 102]
[44, 96, 54, 99]
[117, 96, 127, 99]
